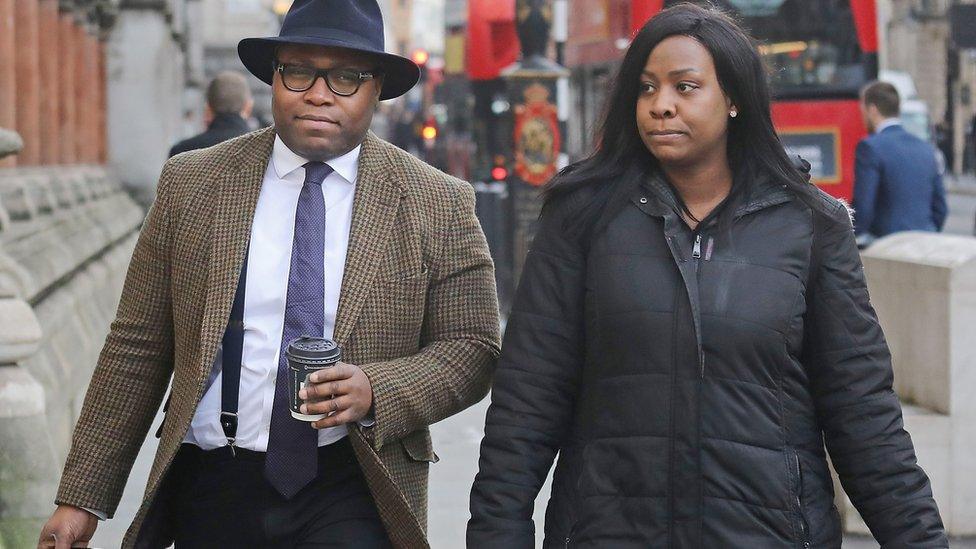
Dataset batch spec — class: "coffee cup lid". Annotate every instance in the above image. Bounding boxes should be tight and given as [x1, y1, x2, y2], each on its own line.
[287, 336, 341, 361]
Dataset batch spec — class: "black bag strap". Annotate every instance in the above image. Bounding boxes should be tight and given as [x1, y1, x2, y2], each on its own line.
[220, 254, 248, 453]
[153, 391, 171, 439]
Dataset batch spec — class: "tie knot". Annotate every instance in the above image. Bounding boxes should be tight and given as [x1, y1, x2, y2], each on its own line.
[303, 162, 333, 186]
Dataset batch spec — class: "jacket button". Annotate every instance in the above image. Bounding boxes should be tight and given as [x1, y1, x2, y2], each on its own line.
[639, 197, 648, 204]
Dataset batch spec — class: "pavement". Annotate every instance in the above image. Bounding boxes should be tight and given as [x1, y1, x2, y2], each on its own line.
[944, 173, 976, 236]
[86, 175, 976, 548]
[90, 397, 976, 548]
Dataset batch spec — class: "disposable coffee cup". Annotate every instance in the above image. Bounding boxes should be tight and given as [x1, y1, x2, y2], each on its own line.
[286, 336, 342, 421]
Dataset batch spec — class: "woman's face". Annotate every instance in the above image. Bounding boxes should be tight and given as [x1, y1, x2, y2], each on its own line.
[636, 35, 734, 168]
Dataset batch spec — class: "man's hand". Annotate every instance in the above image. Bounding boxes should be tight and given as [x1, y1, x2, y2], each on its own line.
[299, 361, 373, 429]
[37, 505, 98, 549]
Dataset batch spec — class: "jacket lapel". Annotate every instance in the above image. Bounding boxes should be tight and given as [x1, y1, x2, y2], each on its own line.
[333, 132, 404, 346]
[197, 127, 276, 381]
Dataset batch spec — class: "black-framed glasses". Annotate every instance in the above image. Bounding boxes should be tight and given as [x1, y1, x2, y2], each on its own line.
[275, 63, 377, 96]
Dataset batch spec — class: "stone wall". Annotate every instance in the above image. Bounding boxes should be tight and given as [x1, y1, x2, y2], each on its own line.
[0, 162, 143, 547]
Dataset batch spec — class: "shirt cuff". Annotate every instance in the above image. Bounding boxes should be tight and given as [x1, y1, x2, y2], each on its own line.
[357, 410, 376, 428]
[81, 506, 107, 521]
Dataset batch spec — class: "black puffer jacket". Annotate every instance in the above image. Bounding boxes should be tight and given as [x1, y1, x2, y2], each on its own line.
[468, 174, 946, 548]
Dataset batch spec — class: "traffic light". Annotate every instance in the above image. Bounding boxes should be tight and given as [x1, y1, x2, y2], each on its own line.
[412, 49, 430, 94]
[422, 117, 438, 147]
[490, 155, 508, 181]
[412, 49, 430, 68]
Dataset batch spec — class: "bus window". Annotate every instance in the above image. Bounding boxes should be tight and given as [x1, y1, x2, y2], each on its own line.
[663, 0, 873, 99]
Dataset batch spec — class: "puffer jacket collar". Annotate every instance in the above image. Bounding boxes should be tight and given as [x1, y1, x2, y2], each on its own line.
[631, 170, 795, 221]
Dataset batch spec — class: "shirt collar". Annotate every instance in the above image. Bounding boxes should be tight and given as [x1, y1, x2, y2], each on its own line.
[875, 118, 901, 134]
[272, 135, 360, 184]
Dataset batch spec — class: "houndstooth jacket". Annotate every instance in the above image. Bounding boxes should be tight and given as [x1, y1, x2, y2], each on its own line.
[54, 127, 501, 548]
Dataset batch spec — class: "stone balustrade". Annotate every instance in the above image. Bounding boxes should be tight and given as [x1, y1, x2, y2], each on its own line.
[0, 158, 143, 547]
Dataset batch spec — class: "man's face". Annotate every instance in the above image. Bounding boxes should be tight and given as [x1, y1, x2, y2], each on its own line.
[272, 44, 383, 160]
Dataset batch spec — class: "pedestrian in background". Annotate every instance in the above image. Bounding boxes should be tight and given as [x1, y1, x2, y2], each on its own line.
[468, 4, 946, 547]
[935, 121, 953, 174]
[38, 0, 499, 547]
[852, 81, 947, 244]
[971, 113, 976, 173]
[169, 70, 254, 157]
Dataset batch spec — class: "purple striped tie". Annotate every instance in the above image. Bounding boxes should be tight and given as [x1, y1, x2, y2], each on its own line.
[264, 161, 333, 498]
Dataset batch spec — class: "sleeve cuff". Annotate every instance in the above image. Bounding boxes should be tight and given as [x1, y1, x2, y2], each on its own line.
[357, 410, 376, 428]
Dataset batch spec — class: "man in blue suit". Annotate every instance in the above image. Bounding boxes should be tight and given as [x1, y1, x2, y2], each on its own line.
[853, 81, 947, 242]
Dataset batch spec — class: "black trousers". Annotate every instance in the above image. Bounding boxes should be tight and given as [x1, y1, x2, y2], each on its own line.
[168, 437, 392, 548]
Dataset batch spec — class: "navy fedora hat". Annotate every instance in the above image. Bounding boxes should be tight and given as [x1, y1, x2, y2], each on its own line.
[238, 0, 420, 100]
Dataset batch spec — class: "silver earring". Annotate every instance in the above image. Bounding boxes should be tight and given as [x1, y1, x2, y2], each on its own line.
[730, 110, 738, 118]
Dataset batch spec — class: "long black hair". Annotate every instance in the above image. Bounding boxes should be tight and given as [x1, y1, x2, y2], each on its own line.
[544, 2, 838, 238]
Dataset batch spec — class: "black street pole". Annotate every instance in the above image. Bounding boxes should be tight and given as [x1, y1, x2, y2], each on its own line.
[503, 0, 570, 286]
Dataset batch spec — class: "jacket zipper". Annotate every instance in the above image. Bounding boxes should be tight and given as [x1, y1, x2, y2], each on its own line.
[792, 449, 811, 547]
[693, 232, 704, 375]
[665, 229, 705, 376]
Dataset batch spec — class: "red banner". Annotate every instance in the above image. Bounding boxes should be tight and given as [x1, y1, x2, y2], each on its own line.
[631, 0, 664, 36]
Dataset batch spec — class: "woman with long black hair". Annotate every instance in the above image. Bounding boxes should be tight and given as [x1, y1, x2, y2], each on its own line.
[467, 4, 946, 547]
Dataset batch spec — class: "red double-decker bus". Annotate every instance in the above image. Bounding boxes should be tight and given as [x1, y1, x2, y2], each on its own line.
[632, 0, 879, 201]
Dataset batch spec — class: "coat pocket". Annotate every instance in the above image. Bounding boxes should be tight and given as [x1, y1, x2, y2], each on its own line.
[401, 429, 439, 463]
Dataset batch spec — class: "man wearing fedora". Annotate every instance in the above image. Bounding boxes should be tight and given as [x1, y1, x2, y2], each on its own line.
[37, 1, 499, 547]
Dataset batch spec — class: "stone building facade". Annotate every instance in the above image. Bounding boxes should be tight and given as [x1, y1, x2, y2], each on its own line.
[3, 0, 209, 204]
[880, 0, 976, 174]
[0, 0, 113, 169]
[197, 0, 279, 127]
[108, 0, 205, 205]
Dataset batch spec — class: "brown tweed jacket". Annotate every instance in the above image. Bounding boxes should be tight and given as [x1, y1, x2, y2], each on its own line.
[54, 127, 500, 548]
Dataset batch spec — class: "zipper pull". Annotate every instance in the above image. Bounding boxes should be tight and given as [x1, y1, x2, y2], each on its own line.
[692, 234, 702, 259]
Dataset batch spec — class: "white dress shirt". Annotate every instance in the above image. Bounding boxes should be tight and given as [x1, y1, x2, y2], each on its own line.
[874, 118, 901, 134]
[184, 136, 360, 451]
